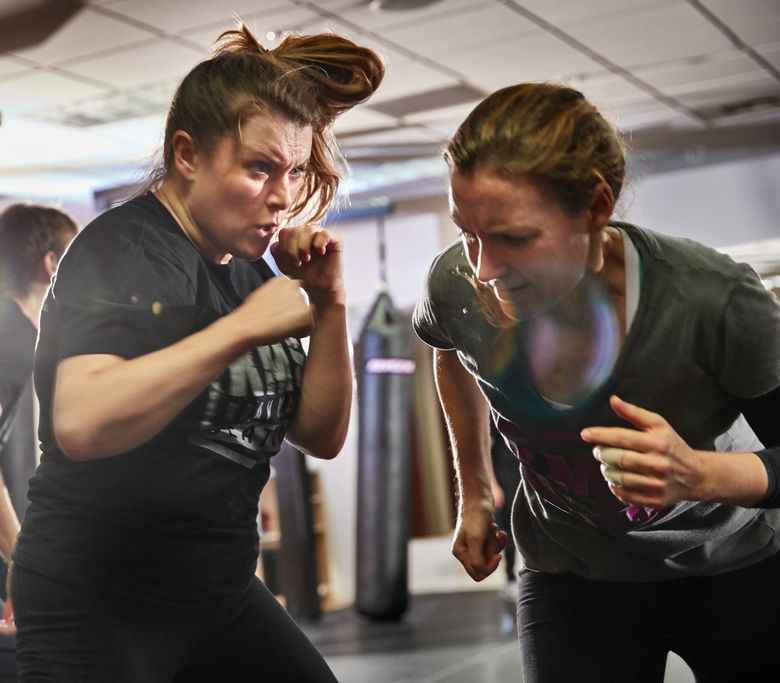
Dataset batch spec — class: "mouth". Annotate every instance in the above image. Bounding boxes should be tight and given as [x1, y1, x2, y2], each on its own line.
[493, 282, 529, 301]
[255, 224, 279, 237]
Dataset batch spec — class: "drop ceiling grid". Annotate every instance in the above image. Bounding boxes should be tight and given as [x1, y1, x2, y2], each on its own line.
[635, 50, 779, 105]
[293, 0, 486, 33]
[379, 3, 539, 59]
[102, 0, 297, 35]
[9, 6, 157, 66]
[699, 0, 780, 45]
[435, 30, 607, 89]
[60, 38, 205, 90]
[500, 0, 677, 27]
[560, 3, 736, 69]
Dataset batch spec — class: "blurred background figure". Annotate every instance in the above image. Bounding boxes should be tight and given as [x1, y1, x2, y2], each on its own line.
[0, 203, 78, 674]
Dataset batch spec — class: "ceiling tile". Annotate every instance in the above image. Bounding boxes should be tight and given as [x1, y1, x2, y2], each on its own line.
[369, 58, 460, 103]
[756, 42, 780, 70]
[503, 0, 674, 26]
[403, 100, 484, 126]
[566, 73, 651, 109]
[437, 31, 604, 90]
[178, 6, 321, 49]
[308, 0, 485, 32]
[636, 51, 775, 96]
[607, 98, 697, 131]
[105, 0, 301, 34]
[0, 71, 108, 116]
[332, 107, 399, 135]
[10, 7, 156, 66]
[383, 3, 537, 58]
[699, 0, 780, 45]
[62, 39, 202, 89]
[0, 56, 35, 81]
[674, 78, 779, 111]
[563, 3, 735, 68]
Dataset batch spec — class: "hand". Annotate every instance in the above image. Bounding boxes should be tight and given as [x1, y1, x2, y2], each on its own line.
[581, 395, 705, 509]
[0, 563, 15, 635]
[271, 225, 345, 306]
[237, 276, 313, 345]
[452, 501, 507, 581]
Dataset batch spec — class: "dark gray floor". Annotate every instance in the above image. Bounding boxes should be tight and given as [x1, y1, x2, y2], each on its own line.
[301, 591, 523, 683]
[300, 590, 697, 683]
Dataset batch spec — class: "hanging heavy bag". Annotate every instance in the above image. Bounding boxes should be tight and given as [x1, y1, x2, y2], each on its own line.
[355, 290, 415, 619]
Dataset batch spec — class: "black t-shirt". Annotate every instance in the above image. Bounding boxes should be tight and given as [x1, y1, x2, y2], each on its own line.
[0, 296, 36, 449]
[14, 194, 305, 601]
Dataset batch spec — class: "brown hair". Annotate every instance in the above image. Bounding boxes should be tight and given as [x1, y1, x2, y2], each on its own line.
[0, 204, 78, 295]
[154, 24, 384, 222]
[445, 82, 625, 215]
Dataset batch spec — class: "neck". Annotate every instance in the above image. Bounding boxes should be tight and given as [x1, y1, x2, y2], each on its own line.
[155, 178, 226, 264]
[9, 283, 48, 328]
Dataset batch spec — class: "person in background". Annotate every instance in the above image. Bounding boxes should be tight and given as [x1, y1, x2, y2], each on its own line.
[11, 24, 383, 681]
[413, 82, 780, 682]
[0, 203, 78, 676]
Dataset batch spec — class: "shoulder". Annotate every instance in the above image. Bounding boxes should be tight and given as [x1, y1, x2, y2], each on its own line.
[619, 222, 747, 283]
[57, 195, 200, 294]
[70, 195, 192, 263]
[413, 241, 479, 349]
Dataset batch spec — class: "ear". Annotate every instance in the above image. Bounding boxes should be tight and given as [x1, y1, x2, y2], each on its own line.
[587, 181, 615, 233]
[41, 250, 59, 280]
[170, 130, 200, 181]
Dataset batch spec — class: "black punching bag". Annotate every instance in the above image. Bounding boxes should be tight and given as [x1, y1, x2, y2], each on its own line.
[355, 290, 415, 619]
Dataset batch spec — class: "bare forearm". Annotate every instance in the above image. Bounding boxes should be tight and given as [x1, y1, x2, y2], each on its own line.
[696, 450, 769, 507]
[54, 313, 254, 460]
[287, 301, 352, 458]
[0, 475, 20, 563]
[434, 349, 493, 510]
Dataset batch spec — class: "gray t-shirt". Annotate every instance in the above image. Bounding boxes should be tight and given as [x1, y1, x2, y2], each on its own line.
[413, 223, 780, 581]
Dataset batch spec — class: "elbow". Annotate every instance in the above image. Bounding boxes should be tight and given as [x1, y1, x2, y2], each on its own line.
[54, 413, 101, 461]
[289, 428, 347, 461]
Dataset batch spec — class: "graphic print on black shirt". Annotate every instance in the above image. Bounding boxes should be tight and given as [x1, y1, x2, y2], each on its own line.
[192, 338, 306, 468]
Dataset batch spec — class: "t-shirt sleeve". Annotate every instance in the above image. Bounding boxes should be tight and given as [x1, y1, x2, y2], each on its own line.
[52, 230, 197, 362]
[716, 265, 780, 399]
[411, 247, 461, 350]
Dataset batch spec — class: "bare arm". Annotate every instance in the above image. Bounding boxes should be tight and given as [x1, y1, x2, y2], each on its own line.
[434, 348, 506, 580]
[0, 469, 19, 564]
[272, 226, 352, 460]
[54, 276, 312, 461]
[584, 395, 770, 509]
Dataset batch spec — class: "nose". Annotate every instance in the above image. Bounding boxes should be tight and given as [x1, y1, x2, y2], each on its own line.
[475, 240, 506, 285]
[266, 174, 293, 213]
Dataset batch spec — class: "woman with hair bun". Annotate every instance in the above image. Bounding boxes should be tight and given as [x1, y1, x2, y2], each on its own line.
[12, 24, 383, 681]
[413, 82, 780, 682]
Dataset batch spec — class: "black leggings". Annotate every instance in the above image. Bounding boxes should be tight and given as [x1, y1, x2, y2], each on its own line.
[12, 566, 337, 682]
[516, 549, 780, 683]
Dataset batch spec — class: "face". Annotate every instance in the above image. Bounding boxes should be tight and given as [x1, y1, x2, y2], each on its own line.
[450, 170, 595, 321]
[185, 110, 313, 262]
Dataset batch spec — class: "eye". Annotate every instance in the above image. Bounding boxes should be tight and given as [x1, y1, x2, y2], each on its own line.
[289, 165, 308, 179]
[247, 161, 273, 175]
[502, 234, 532, 246]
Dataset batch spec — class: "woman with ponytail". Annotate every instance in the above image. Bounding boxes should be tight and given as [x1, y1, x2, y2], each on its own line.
[12, 24, 383, 681]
